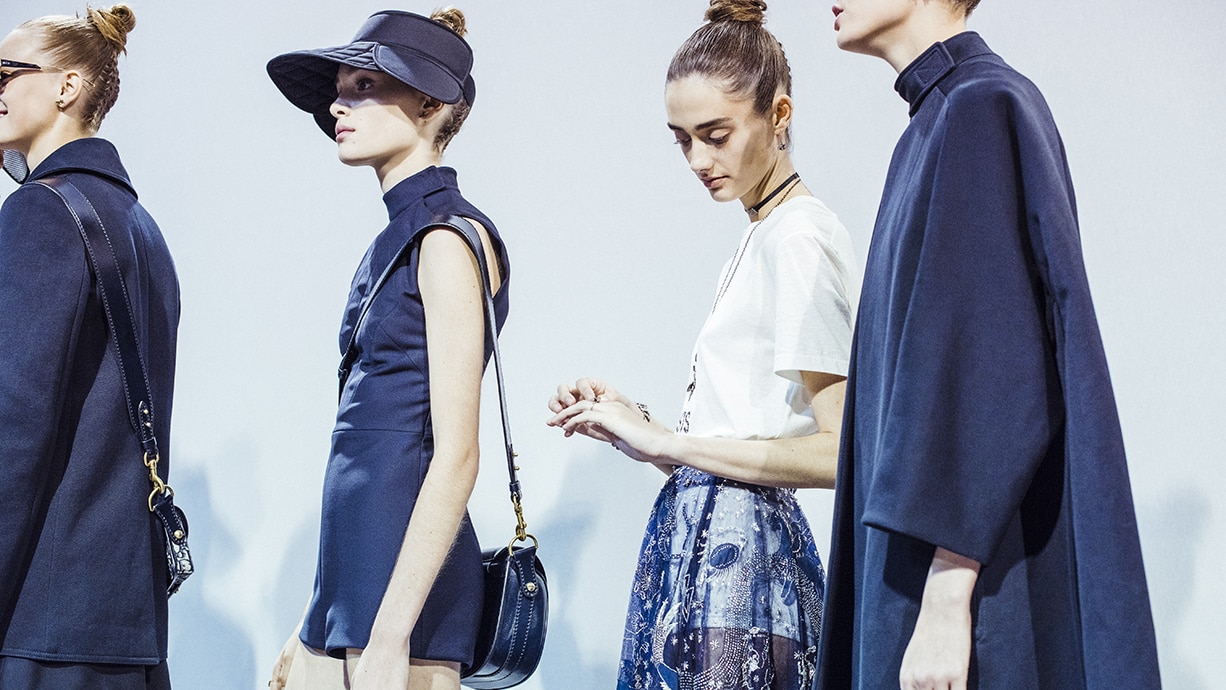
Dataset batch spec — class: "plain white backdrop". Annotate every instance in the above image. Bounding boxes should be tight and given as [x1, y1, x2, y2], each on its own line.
[2, 1, 1222, 687]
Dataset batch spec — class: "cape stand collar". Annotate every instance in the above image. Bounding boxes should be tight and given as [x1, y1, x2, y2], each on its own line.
[894, 31, 994, 116]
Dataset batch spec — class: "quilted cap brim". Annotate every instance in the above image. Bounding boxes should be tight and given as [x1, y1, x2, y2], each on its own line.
[266, 44, 375, 137]
[266, 10, 477, 139]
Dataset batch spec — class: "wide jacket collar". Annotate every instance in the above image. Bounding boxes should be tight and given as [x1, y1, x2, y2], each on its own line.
[26, 137, 136, 196]
[894, 31, 995, 116]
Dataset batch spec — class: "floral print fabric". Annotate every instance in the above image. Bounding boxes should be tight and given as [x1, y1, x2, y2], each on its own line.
[617, 466, 825, 689]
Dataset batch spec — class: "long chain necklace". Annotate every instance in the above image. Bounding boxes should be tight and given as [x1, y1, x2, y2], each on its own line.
[711, 173, 803, 311]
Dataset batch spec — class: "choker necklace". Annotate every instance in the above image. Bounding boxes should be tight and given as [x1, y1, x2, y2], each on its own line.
[747, 172, 800, 219]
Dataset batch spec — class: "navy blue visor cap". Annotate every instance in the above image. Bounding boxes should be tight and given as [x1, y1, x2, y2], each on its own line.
[267, 10, 476, 138]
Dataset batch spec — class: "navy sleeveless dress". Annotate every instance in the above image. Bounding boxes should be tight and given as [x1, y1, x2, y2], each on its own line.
[299, 166, 510, 666]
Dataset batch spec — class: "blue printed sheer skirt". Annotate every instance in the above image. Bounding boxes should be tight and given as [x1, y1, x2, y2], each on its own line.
[617, 466, 825, 690]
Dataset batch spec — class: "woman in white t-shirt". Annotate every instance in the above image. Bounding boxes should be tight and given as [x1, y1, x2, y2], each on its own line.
[546, 1, 855, 688]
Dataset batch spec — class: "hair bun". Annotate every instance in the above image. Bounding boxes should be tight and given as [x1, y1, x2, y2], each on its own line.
[430, 7, 468, 38]
[705, 0, 768, 25]
[87, 4, 136, 53]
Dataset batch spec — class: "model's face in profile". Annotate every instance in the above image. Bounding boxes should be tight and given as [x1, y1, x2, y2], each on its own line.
[831, 0, 917, 57]
[665, 75, 778, 208]
[329, 65, 430, 174]
[0, 29, 62, 156]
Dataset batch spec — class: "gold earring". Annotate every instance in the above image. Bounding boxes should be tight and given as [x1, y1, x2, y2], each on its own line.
[56, 98, 65, 110]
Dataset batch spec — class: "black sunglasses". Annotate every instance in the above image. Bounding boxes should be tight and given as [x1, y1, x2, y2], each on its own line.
[0, 59, 51, 88]
[1, 59, 42, 69]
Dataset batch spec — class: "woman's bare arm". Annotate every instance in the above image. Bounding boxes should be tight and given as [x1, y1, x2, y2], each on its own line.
[547, 371, 843, 489]
[352, 224, 499, 685]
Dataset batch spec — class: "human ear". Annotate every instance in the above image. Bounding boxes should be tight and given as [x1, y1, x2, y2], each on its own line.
[57, 70, 87, 110]
[772, 94, 794, 136]
[419, 96, 446, 121]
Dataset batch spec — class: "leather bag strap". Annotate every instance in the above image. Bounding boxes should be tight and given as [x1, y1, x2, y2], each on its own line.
[436, 216, 522, 505]
[337, 216, 527, 517]
[35, 175, 170, 500]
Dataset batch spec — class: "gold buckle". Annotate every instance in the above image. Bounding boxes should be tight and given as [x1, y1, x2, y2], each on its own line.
[144, 451, 175, 512]
[507, 493, 539, 552]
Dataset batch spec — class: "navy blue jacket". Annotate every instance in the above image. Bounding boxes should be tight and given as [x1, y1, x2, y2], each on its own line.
[0, 138, 179, 664]
[817, 34, 1160, 688]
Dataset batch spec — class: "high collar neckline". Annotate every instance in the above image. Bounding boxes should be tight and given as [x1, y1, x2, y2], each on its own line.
[894, 31, 993, 116]
[382, 166, 457, 221]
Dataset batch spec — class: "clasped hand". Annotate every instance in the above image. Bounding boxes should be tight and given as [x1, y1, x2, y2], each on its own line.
[546, 377, 668, 464]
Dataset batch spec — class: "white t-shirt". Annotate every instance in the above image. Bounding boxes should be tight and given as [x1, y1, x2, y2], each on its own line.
[678, 196, 857, 440]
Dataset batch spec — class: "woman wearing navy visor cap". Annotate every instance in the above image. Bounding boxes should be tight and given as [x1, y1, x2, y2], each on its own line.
[266, 8, 508, 689]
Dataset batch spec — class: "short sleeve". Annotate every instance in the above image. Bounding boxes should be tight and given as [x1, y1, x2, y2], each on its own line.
[763, 207, 855, 384]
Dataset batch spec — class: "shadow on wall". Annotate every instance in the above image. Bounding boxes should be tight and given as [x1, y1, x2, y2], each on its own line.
[1144, 487, 1209, 690]
[164, 464, 257, 689]
[529, 445, 659, 688]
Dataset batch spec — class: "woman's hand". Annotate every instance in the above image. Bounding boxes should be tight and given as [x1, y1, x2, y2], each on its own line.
[547, 378, 635, 441]
[549, 378, 633, 416]
[898, 547, 980, 690]
[898, 602, 972, 690]
[268, 633, 299, 690]
[348, 639, 410, 689]
[548, 379, 670, 464]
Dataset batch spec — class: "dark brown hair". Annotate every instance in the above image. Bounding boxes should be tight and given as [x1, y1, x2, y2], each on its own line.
[667, 0, 791, 116]
[430, 6, 471, 152]
[22, 4, 136, 132]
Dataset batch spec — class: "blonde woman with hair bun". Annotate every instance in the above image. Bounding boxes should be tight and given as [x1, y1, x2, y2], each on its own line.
[267, 8, 507, 690]
[548, 1, 855, 687]
[0, 4, 181, 689]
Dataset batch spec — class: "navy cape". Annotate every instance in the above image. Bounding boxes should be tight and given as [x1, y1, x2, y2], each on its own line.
[817, 33, 1160, 688]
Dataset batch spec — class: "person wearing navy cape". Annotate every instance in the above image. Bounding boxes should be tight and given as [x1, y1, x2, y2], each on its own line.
[818, 0, 1161, 688]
